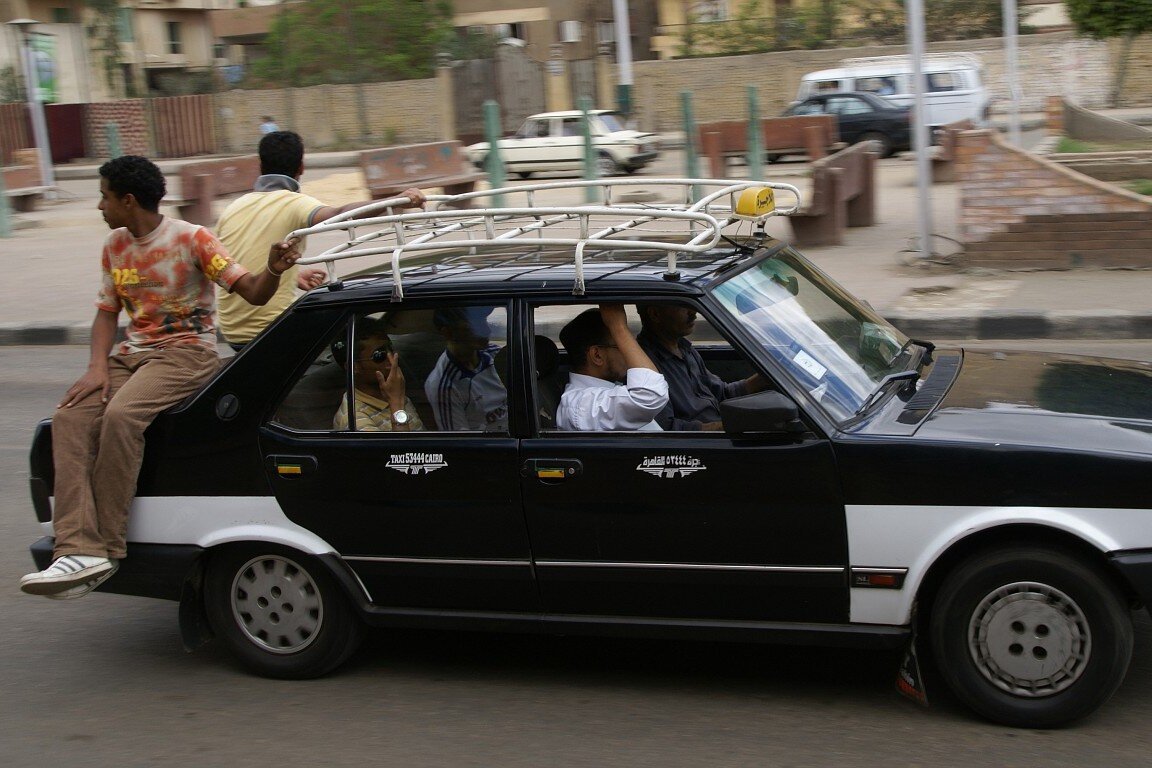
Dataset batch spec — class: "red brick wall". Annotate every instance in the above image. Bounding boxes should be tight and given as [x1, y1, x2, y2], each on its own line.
[85, 101, 150, 160]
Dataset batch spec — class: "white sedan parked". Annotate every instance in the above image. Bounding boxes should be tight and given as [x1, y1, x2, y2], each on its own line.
[465, 110, 659, 178]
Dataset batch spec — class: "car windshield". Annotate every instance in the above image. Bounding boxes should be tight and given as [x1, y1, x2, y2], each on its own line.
[710, 250, 912, 422]
[597, 113, 626, 132]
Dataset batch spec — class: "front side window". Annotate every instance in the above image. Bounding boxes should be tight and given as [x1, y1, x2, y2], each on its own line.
[560, 118, 583, 137]
[534, 302, 767, 434]
[711, 251, 910, 422]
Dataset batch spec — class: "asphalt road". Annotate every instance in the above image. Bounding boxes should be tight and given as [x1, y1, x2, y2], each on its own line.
[3, 343, 1152, 767]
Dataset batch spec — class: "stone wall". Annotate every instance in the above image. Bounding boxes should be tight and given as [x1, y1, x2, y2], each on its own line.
[1112, 34, 1152, 106]
[85, 101, 150, 160]
[215, 78, 445, 154]
[956, 128, 1152, 268]
[630, 31, 1145, 133]
[1058, 97, 1152, 141]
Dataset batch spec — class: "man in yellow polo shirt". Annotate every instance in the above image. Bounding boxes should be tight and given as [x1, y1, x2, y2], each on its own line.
[216, 131, 426, 348]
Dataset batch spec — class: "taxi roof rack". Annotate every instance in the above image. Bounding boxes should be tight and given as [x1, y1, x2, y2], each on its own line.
[289, 178, 801, 300]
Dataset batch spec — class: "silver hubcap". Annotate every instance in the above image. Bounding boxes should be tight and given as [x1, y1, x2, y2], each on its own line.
[968, 581, 1091, 697]
[231, 555, 323, 654]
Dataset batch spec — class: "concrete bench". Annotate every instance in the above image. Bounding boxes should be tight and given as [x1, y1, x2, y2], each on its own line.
[788, 140, 879, 248]
[359, 141, 485, 201]
[170, 156, 261, 226]
[699, 115, 842, 177]
[2, 161, 46, 212]
[931, 119, 974, 183]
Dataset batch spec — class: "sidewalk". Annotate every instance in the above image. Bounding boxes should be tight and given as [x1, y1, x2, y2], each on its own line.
[2, 144, 1151, 346]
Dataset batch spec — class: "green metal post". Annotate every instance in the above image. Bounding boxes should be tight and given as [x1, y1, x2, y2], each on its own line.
[579, 95, 597, 204]
[105, 122, 122, 159]
[680, 92, 700, 199]
[615, 83, 633, 117]
[483, 100, 505, 208]
[746, 85, 763, 181]
[0, 164, 12, 238]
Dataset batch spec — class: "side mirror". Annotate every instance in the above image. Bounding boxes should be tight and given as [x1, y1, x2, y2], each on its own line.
[721, 391, 805, 439]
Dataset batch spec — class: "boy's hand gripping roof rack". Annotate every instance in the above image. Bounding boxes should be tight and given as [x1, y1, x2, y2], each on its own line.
[289, 178, 801, 300]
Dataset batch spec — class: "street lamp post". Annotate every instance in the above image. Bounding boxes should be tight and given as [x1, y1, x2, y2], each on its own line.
[7, 18, 57, 198]
[611, 0, 633, 116]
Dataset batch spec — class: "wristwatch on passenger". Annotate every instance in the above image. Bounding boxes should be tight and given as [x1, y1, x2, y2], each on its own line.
[390, 409, 410, 426]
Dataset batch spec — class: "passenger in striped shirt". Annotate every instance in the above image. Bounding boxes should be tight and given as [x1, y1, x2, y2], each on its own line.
[424, 307, 508, 432]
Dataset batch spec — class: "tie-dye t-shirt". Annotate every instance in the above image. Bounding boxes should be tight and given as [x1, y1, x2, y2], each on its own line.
[96, 217, 248, 354]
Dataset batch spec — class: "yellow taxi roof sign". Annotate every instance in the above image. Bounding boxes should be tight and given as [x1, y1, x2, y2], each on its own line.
[733, 187, 776, 221]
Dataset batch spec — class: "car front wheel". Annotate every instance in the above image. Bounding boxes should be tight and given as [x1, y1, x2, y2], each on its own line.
[929, 545, 1133, 728]
[596, 152, 621, 177]
[205, 545, 363, 679]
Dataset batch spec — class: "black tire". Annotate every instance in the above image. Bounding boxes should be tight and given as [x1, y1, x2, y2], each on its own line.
[765, 153, 782, 164]
[858, 131, 894, 158]
[480, 155, 506, 177]
[205, 545, 363, 679]
[596, 152, 620, 177]
[929, 546, 1133, 728]
[515, 171, 534, 179]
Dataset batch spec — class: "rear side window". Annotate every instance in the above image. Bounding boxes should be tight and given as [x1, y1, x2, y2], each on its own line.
[271, 305, 509, 434]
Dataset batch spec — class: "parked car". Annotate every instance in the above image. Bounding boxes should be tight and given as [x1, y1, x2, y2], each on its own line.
[796, 53, 991, 128]
[24, 180, 1152, 729]
[464, 110, 659, 177]
[782, 91, 912, 159]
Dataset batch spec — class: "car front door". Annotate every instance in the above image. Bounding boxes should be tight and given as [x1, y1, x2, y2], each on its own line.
[260, 303, 538, 613]
[518, 302, 849, 624]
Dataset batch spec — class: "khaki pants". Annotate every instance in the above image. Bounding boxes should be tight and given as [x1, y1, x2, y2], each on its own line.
[50, 345, 221, 560]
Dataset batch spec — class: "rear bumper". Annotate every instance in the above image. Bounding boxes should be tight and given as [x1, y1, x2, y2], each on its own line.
[30, 536, 203, 601]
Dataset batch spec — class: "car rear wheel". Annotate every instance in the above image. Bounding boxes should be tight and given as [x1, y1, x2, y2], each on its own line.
[929, 546, 1133, 728]
[205, 546, 362, 679]
[858, 131, 894, 158]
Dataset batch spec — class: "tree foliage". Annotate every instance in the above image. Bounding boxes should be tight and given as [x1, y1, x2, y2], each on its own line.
[846, 0, 1026, 45]
[1066, 0, 1152, 105]
[679, 0, 1028, 57]
[1066, 0, 1152, 39]
[680, 0, 833, 56]
[254, 0, 453, 87]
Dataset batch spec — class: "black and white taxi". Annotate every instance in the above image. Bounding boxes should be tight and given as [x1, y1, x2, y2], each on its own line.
[24, 180, 1152, 728]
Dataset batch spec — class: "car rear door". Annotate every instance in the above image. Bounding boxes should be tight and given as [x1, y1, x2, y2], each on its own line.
[259, 302, 538, 613]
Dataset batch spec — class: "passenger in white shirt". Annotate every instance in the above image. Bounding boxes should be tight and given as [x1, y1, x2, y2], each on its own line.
[556, 305, 670, 431]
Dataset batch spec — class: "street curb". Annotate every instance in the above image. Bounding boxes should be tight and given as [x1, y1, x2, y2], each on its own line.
[886, 310, 1152, 341]
[6, 310, 1152, 347]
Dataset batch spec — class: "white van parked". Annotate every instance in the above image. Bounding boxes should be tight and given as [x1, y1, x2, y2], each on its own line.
[796, 53, 991, 128]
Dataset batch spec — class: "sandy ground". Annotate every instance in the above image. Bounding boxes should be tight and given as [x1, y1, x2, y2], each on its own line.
[300, 171, 369, 204]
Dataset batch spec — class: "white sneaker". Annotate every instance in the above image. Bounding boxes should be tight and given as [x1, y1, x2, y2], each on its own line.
[20, 555, 114, 596]
[44, 560, 120, 600]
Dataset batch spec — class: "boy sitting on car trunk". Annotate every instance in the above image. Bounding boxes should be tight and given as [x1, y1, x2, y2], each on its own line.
[19, 155, 301, 599]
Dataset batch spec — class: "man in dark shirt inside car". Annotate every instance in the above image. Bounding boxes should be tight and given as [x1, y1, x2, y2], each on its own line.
[636, 303, 768, 431]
